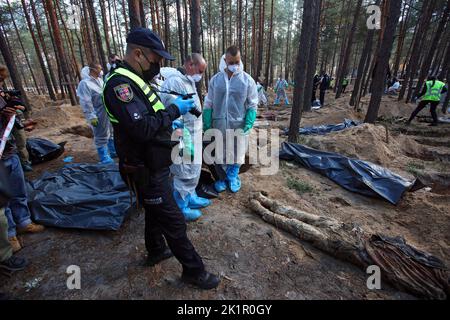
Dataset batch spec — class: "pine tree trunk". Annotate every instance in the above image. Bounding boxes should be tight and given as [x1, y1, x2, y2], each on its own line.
[288, 0, 318, 143]
[335, 0, 363, 99]
[221, 0, 226, 53]
[243, 0, 248, 68]
[1, 24, 31, 92]
[156, 0, 164, 36]
[70, 0, 86, 66]
[206, 0, 216, 71]
[256, 0, 265, 80]
[44, 0, 78, 105]
[334, 0, 352, 93]
[330, 0, 346, 81]
[0, 28, 31, 109]
[414, 0, 450, 98]
[161, 0, 171, 65]
[264, 0, 274, 89]
[191, 0, 202, 53]
[43, 3, 65, 97]
[108, 1, 118, 54]
[183, 0, 189, 56]
[200, 12, 207, 89]
[284, 22, 291, 81]
[30, 0, 59, 94]
[56, 0, 81, 80]
[399, 0, 437, 102]
[442, 65, 450, 112]
[176, 0, 185, 63]
[431, 32, 450, 76]
[6, 0, 41, 94]
[251, 0, 257, 77]
[349, 0, 381, 107]
[349, 28, 375, 107]
[365, 0, 402, 123]
[149, 0, 157, 32]
[139, 0, 146, 27]
[129, 0, 142, 30]
[440, 41, 450, 77]
[100, 0, 112, 56]
[113, 0, 125, 57]
[303, 0, 321, 112]
[86, 0, 108, 71]
[121, 0, 130, 33]
[393, 0, 412, 77]
[237, 0, 243, 49]
[80, 0, 96, 63]
[20, 0, 57, 100]
[228, 0, 232, 45]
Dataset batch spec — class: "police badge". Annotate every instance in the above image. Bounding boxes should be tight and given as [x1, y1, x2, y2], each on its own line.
[114, 84, 134, 103]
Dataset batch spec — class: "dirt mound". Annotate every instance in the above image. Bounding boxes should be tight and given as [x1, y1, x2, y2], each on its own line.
[378, 100, 417, 119]
[31, 104, 85, 130]
[305, 123, 429, 168]
[61, 124, 93, 138]
[358, 96, 417, 119]
[301, 104, 364, 127]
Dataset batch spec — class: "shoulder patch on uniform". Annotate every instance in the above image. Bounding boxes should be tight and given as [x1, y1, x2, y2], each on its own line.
[114, 84, 134, 102]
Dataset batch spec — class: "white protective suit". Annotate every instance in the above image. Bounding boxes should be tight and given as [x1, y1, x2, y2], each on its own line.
[204, 55, 258, 179]
[160, 67, 203, 200]
[257, 82, 268, 106]
[76, 67, 113, 148]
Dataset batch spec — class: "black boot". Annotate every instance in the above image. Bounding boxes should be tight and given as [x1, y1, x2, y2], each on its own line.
[0, 255, 29, 272]
[145, 248, 174, 267]
[181, 271, 220, 290]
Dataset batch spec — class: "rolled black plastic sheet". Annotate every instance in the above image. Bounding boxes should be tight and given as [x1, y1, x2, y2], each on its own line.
[280, 142, 423, 205]
[299, 119, 360, 135]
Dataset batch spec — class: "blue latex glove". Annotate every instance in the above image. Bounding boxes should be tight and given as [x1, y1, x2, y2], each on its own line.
[172, 119, 184, 130]
[173, 96, 195, 115]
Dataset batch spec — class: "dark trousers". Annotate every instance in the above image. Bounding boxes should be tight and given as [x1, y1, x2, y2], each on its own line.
[408, 100, 439, 124]
[320, 90, 326, 106]
[342, 85, 348, 93]
[124, 166, 205, 276]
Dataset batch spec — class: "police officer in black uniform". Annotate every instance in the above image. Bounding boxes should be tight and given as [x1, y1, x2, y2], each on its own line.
[102, 28, 220, 290]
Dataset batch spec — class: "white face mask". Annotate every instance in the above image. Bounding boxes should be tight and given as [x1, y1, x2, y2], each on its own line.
[227, 64, 240, 74]
[99, 71, 104, 78]
[190, 74, 202, 83]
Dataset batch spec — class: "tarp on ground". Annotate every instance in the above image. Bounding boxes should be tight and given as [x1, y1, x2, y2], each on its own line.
[299, 119, 360, 135]
[279, 142, 422, 205]
[27, 163, 131, 230]
[26, 138, 65, 165]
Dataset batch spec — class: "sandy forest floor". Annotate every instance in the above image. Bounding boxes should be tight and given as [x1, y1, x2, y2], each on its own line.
[1, 88, 449, 300]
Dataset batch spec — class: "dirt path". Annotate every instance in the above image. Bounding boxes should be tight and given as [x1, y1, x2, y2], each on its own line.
[2, 91, 448, 300]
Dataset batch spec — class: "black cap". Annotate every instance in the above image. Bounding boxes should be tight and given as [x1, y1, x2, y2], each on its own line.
[126, 28, 175, 61]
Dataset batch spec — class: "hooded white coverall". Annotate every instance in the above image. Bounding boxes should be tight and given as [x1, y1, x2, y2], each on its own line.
[204, 55, 258, 181]
[76, 67, 113, 149]
[257, 82, 268, 106]
[160, 67, 203, 200]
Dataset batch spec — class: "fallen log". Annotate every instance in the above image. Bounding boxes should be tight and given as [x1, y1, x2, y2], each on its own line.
[249, 192, 449, 300]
